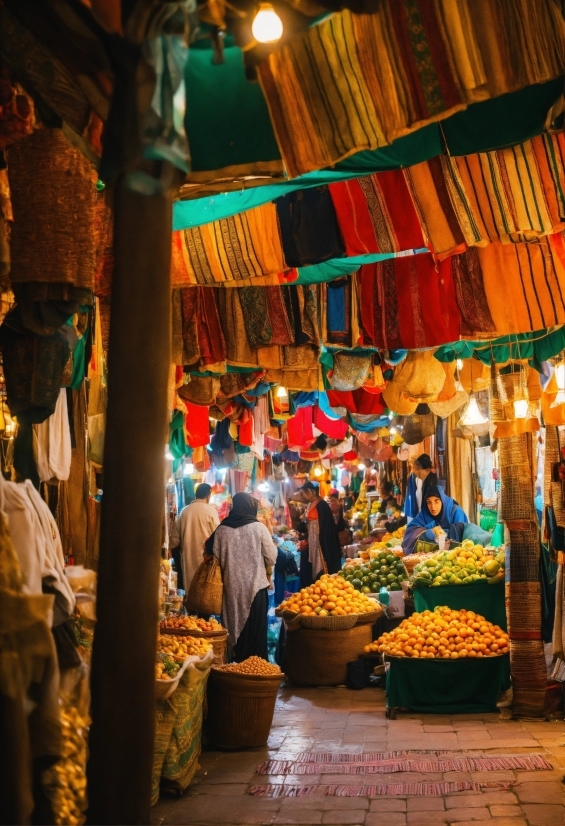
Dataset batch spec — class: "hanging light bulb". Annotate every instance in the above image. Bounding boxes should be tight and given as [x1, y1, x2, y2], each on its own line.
[183, 462, 194, 476]
[358, 463, 366, 471]
[252, 3, 283, 43]
[276, 385, 288, 398]
[513, 399, 529, 419]
[314, 465, 323, 477]
[460, 395, 488, 427]
[389, 426, 397, 435]
[258, 481, 270, 492]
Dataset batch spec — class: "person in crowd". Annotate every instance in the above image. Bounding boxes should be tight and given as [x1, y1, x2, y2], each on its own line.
[328, 489, 346, 527]
[170, 482, 219, 592]
[402, 485, 468, 555]
[204, 492, 277, 661]
[291, 481, 342, 585]
[404, 454, 438, 521]
[378, 480, 397, 514]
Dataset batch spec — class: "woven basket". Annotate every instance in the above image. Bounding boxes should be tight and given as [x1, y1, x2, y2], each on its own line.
[160, 627, 228, 665]
[415, 539, 438, 554]
[285, 624, 373, 686]
[8, 128, 100, 288]
[185, 556, 223, 615]
[281, 607, 383, 631]
[206, 668, 282, 749]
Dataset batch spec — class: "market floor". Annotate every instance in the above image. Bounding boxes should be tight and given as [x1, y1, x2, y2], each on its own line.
[152, 685, 565, 826]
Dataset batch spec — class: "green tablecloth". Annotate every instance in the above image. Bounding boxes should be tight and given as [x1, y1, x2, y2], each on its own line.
[413, 580, 506, 630]
[386, 654, 510, 714]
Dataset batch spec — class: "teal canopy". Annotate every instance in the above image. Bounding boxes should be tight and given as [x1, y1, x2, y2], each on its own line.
[435, 326, 565, 366]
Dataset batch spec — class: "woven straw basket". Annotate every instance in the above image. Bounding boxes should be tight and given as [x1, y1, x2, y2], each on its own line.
[285, 623, 373, 686]
[206, 668, 282, 749]
[280, 607, 382, 631]
[160, 627, 228, 665]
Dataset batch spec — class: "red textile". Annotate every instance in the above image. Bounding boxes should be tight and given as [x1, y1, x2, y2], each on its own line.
[238, 413, 254, 447]
[359, 254, 461, 350]
[266, 286, 294, 345]
[329, 171, 425, 257]
[326, 388, 385, 416]
[198, 288, 226, 365]
[313, 405, 348, 440]
[287, 406, 314, 449]
[185, 403, 210, 448]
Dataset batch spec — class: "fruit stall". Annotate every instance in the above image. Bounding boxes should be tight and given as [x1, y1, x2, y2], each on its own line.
[367, 606, 511, 716]
[410, 541, 506, 629]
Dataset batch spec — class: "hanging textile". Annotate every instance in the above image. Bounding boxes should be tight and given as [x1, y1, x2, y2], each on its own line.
[179, 288, 201, 365]
[275, 187, 345, 267]
[257, 0, 565, 177]
[185, 402, 210, 448]
[197, 288, 226, 368]
[450, 249, 497, 337]
[359, 255, 461, 350]
[449, 132, 565, 246]
[312, 406, 348, 440]
[329, 170, 426, 257]
[326, 388, 384, 416]
[35, 389, 72, 483]
[238, 286, 294, 348]
[170, 202, 285, 286]
[287, 406, 314, 450]
[325, 278, 351, 347]
[479, 235, 565, 334]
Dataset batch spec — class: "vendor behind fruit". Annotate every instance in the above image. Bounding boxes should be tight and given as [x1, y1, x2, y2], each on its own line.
[402, 485, 468, 555]
[405, 454, 438, 522]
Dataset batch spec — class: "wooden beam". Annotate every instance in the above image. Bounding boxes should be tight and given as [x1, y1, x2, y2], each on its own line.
[87, 177, 171, 824]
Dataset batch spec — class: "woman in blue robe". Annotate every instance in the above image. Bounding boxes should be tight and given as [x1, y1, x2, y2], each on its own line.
[402, 485, 468, 555]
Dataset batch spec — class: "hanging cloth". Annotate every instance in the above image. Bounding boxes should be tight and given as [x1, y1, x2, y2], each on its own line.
[185, 402, 210, 448]
[275, 187, 345, 267]
[35, 388, 72, 483]
[312, 405, 348, 440]
[287, 406, 314, 450]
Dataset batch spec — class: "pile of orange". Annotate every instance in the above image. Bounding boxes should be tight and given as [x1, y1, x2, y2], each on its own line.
[366, 606, 509, 659]
[161, 615, 223, 633]
[279, 574, 377, 617]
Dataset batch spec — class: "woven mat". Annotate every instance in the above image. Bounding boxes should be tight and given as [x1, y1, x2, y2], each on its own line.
[249, 780, 516, 798]
[256, 752, 553, 776]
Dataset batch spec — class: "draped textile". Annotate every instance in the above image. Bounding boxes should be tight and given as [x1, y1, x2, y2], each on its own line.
[171, 202, 285, 286]
[328, 171, 425, 257]
[185, 403, 210, 449]
[257, 0, 565, 177]
[238, 286, 293, 347]
[275, 187, 345, 267]
[479, 235, 565, 334]
[179, 288, 201, 365]
[407, 133, 565, 256]
[197, 288, 226, 367]
[359, 255, 461, 350]
[287, 406, 314, 450]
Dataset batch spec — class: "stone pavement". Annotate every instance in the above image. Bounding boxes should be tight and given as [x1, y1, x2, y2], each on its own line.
[153, 686, 565, 826]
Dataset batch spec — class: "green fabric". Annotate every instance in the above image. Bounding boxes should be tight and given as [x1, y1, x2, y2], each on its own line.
[491, 523, 505, 549]
[385, 653, 510, 713]
[434, 327, 565, 366]
[413, 580, 506, 630]
[174, 78, 563, 230]
[294, 251, 427, 285]
[442, 78, 564, 155]
[185, 46, 280, 173]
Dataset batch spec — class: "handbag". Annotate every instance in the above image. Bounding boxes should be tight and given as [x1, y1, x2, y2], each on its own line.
[185, 554, 223, 615]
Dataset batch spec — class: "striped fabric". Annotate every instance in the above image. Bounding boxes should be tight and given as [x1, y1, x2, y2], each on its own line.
[171, 202, 285, 286]
[258, 0, 565, 177]
[479, 235, 565, 334]
[329, 171, 425, 256]
[407, 133, 565, 256]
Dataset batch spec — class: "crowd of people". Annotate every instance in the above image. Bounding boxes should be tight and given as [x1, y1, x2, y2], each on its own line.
[169, 454, 471, 662]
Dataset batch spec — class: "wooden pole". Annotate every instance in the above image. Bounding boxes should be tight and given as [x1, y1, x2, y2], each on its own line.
[87, 177, 171, 824]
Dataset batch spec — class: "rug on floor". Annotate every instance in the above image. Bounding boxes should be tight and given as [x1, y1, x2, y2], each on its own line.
[249, 780, 517, 798]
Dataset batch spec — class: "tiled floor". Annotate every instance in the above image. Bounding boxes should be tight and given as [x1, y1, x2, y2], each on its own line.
[153, 686, 565, 826]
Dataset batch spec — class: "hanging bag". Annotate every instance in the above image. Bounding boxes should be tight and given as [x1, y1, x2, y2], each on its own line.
[185, 555, 223, 615]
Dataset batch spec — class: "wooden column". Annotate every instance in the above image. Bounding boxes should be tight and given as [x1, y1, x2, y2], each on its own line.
[87, 177, 171, 824]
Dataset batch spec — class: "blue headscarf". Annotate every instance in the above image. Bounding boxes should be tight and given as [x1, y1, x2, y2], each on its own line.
[402, 486, 468, 554]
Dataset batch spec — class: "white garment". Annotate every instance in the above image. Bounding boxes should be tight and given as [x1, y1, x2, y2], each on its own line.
[170, 499, 219, 591]
[415, 477, 423, 511]
[35, 389, 72, 482]
[0, 475, 75, 625]
[251, 396, 268, 460]
[212, 521, 277, 645]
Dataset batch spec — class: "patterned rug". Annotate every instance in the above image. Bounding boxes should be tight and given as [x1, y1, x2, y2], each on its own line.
[249, 780, 517, 798]
[256, 752, 553, 776]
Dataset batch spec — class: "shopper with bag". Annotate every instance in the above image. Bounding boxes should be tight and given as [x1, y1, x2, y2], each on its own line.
[204, 493, 277, 661]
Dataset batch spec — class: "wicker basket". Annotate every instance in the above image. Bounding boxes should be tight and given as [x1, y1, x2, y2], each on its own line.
[206, 668, 282, 749]
[280, 607, 383, 631]
[160, 627, 228, 665]
[414, 539, 439, 554]
[285, 624, 373, 686]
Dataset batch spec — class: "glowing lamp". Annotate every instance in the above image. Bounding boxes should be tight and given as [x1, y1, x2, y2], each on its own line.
[314, 466, 323, 477]
[460, 395, 488, 427]
[183, 462, 194, 476]
[252, 3, 283, 43]
[357, 463, 366, 471]
[276, 385, 288, 398]
[513, 399, 529, 419]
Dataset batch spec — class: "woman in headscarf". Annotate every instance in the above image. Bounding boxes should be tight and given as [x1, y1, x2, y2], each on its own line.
[204, 492, 277, 661]
[404, 454, 438, 522]
[402, 485, 468, 555]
